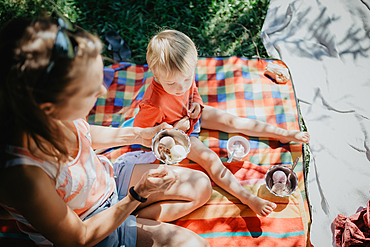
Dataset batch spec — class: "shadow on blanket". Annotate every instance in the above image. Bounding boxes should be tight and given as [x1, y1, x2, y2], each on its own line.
[0, 56, 311, 247]
[89, 56, 311, 246]
[175, 161, 308, 247]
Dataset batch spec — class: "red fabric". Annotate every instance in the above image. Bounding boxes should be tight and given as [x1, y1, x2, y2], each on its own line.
[174, 162, 308, 247]
[88, 57, 312, 246]
[0, 220, 37, 247]
[333, 200, 370, 247]
[133, 77, 203, 135]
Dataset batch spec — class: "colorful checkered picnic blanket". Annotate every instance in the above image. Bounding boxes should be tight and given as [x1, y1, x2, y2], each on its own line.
[87, 56, 311, 246]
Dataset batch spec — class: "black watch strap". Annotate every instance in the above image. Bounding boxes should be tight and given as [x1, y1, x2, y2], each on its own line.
[129, 186, 147, 203]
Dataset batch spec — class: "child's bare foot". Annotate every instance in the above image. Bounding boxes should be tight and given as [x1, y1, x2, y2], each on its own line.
[242, 195, 277, 216]
[279, 131, 310, 144]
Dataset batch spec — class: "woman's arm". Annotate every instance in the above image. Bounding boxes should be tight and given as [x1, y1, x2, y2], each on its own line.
[90, 122, 172, 149]
[0, 165, 176, 247]
[89, 125, 143, 149]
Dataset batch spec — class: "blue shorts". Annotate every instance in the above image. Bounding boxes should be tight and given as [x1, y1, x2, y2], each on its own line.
[85, 151, 156, 247]
[189, 117, 201, 138]
[86, 190, 137, 247]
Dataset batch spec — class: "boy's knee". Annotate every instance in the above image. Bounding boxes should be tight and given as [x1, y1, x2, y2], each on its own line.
[191, 237, 210, 247]
[193, 170, 212, 202]
[198, 169, 212, 187]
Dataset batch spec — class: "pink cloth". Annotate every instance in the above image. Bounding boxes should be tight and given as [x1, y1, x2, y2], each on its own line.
[333, 200, 370, 247]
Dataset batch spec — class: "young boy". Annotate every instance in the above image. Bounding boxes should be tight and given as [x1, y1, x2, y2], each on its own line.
[134, 30, 310, 216]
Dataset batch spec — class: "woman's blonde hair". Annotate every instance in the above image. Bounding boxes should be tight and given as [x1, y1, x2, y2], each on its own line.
[146, 30, 198, 78]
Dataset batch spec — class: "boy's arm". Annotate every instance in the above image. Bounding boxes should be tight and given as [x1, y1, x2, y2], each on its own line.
[188, 82, 204, 120]
[192, 82, 204, 107]
[133, 102, 164, 128]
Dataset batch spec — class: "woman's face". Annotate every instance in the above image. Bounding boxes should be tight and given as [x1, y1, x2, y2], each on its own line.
[51, 55, 106, 121]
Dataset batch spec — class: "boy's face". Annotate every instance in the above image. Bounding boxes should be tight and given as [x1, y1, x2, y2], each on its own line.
[155, 71, 193, 96]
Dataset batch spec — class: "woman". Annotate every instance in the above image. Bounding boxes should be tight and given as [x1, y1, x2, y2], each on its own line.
[0, 11, 212, 247]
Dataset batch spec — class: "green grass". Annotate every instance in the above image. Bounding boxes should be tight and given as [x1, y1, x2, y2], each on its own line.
[0, 0, 270, 64]
[1, 0, 311, 172]
[298, 103, 311, 174]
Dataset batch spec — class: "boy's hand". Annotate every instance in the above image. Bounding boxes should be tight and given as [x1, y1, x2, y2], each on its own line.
[189, 102, 201, 119]
[173, 116, 190, 132]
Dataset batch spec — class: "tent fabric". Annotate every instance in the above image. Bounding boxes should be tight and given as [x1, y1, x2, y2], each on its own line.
[261, 0, 370, 246]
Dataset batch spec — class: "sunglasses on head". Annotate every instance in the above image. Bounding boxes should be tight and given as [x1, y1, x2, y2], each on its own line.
[45, 9, 78, 74]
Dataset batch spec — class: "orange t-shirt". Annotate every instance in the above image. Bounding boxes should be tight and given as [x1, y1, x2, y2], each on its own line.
[133, 77, 204, 135]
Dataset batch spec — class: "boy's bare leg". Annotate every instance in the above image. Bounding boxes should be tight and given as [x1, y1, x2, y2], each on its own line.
[136, 218, 210, 247]
[188, 137, 276, 216]
[128, 164, 212, 222]
[201, 105, 310, 143]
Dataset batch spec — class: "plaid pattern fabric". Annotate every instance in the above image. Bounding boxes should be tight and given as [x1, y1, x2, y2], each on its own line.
[87, 56, 311, 246]
[176, 162, 309, 247]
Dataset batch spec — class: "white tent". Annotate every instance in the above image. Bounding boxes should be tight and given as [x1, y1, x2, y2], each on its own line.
[261, 0, 370, 246]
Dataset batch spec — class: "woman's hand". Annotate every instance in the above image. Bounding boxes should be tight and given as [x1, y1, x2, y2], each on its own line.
[138, 122, 172, 147]
[134, 165, 179, 198]
[173, 116, 190, 132]
[189, 102, 201, 119]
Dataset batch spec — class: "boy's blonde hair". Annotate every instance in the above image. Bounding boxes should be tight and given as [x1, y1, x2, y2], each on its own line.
[147, 30, 198, 78]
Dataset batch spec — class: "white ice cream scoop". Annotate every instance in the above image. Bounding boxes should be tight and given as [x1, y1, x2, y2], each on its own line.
[232, 141, 245, 156]
[170, 145, 187, 161]
[272, 170, 287, 184]
[159, 136, 176, 149]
